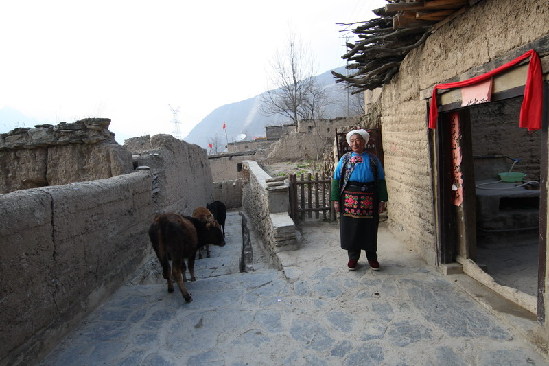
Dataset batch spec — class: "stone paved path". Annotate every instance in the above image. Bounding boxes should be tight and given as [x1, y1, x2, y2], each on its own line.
[38, 211, 549, 366]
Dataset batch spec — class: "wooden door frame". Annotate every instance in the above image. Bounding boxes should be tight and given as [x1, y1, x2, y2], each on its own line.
[434, 111, 458, 264]
[537, 82, 548, 322]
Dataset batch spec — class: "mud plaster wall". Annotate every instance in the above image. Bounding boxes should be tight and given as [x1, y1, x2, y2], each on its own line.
[0, 133, 216, 366]
[0, 172, 153, 366]
[209, 153, 257, 181]
[212, 179, 244, 209]
[125, 134, 214, 214]
[227, 139, 273, 153]
[380, 0, 549, 265]
[265, 117, 361, 163]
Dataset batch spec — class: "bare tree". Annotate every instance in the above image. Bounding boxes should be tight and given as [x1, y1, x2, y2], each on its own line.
[207, 134, 223, 155]
[261, 35, 327, 124]
[348, 88, 365, 116]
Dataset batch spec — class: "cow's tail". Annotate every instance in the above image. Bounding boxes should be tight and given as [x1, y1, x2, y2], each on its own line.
[156, 214, 171, 259]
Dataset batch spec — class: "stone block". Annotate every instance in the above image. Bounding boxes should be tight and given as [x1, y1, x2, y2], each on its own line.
[439, 263, 463, 275]
[268, 185, 289, 214]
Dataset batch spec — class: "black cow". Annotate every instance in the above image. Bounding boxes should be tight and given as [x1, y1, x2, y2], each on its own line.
[207, 201, 227, 236]
[192, 206, 217, 259]
[148, 213, 225, 303]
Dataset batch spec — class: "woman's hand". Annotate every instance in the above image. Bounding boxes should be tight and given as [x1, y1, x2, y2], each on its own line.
[333, 201, 340, 213]
[379, 201, 386, 213]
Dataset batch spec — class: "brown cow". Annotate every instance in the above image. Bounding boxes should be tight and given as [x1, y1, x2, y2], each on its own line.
[148, 213, 225, 303]
[192, 206, 214, 222]
[192, 206, 220, 259]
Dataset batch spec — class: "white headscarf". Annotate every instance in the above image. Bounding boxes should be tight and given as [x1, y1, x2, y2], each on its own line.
[346, 129, 369, 145]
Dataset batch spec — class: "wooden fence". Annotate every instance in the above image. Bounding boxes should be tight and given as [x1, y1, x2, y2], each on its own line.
[289, 173, 336, 222]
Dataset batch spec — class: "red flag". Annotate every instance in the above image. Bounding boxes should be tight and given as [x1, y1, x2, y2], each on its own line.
[222, 122, 226, 129]
[208, 143, 213, 148]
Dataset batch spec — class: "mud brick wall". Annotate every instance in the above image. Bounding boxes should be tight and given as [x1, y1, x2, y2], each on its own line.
[0, 172, 153, 366]
[381, 98, 435, 263]
[379, 0, 549, 265]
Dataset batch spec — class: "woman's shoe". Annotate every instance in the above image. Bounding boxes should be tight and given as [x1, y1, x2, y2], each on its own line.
[348, 259, 358, 271]
[368, 260, 380, 271]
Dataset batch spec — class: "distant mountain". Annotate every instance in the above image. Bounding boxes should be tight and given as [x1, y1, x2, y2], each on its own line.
[0, 107, 39, 133]
[184, 66, 361, 149]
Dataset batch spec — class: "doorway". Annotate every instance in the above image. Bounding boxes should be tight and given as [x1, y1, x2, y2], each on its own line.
[470, 97, 541, 297]
[435, 89, 548, 320]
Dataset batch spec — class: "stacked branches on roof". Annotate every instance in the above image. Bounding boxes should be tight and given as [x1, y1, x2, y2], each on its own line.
[333, 0, 469, 93]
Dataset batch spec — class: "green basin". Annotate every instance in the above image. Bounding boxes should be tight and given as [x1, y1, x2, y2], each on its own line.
[498, 172, 526, 182]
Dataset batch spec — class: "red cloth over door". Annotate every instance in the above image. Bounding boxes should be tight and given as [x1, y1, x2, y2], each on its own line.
[429, 49, 543, 131]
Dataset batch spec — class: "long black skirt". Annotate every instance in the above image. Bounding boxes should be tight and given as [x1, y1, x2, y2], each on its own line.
[339, 185, 379, 252]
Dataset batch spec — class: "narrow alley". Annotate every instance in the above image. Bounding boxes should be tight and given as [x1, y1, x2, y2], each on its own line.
[38, 210, 549, 366]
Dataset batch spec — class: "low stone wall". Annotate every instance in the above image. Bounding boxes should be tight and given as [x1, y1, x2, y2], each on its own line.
[212, 179, 244, 209]
[241, 161, 297, 262]
[0, 171, 153, 366]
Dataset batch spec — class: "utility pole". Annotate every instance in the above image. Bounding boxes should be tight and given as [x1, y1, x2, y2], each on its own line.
[338, 22, 356, 118]
[340, 34, 351, 118]
[169, 104, 181, 139]
[222, 122, 229, 152]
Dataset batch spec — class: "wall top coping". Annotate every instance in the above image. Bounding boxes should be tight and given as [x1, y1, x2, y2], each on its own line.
[267, 183, 288, 192]
[266, 123, 295, 128]
[208, 150, 257, 159]
[266, 176, 286, 183]
[270, 212, 296, 230]
[243, 160, 272, 189]
[227, 139, 276, 147]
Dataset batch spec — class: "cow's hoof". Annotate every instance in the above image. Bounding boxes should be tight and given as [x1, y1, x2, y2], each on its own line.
[168, 287, 174, 293]
[190, 277, 196, 282]
[184, 294, 192, 303]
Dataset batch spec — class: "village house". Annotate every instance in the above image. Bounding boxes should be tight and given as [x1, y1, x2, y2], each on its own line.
[333, 0, 549, 350]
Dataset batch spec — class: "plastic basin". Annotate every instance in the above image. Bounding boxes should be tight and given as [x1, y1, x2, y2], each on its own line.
[498, 172, 526, 182]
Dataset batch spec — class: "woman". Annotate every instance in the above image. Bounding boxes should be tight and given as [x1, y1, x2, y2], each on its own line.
[330, 129, 388, 271]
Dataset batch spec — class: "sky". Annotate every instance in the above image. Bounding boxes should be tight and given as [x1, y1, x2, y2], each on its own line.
[0, 0, 386, 143]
